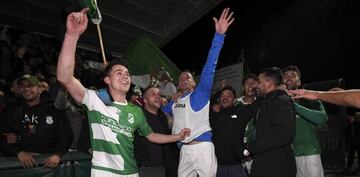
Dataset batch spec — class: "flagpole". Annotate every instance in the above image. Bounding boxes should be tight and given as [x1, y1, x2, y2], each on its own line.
[93, 0, 107, 65]
[96, 24, 107, 65]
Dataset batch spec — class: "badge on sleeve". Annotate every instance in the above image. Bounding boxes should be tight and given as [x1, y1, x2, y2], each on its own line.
[46, 116, 54, 125]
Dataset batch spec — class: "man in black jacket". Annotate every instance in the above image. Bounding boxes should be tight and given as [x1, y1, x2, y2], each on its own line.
[243, 67, 296, 177]
[0, 74, 72, 168]
[134, 86, 179, 177]
[210, 85, 251, 177]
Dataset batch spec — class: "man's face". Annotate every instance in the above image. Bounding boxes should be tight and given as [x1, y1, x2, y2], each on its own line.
[243, 78, 258, 97]
[256, 74, 269, 97]
[105, 65, 131, 94]
[144, 87, 161, 109]
[220, 89, 235, 108]
[283, 70, 300, 90]
[18, 80, 42, 102]
[178, 72, 195, 92]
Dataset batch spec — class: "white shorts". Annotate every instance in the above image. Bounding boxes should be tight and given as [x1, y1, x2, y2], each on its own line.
[178, 142, 217, 177]
[295, 154, 324, 177]
[91, 169, 139, 177]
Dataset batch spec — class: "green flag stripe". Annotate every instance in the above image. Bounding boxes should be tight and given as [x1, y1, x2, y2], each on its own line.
[125, 36, 180, 83]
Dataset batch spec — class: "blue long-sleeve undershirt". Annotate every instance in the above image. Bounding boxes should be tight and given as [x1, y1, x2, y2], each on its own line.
[162, 32, 225, 114]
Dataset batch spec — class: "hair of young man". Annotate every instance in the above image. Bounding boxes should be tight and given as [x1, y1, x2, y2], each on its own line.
[242, 74, 258, 85]
[220, 85, 237, 98]
[143, 86, 158, 99]
[103, 60, 128, 77]
[180, 70, 193, 77]
[259, 67, 283, 87]
[282, 65, 301, 79]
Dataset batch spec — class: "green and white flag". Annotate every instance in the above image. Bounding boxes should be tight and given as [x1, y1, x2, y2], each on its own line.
[125, 36, 180, 97]
[79, 0, 102, 24]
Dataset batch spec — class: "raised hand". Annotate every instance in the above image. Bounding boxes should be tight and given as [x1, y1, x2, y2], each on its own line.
[213, 8, 235, 35]
[66, 8, 89, 37]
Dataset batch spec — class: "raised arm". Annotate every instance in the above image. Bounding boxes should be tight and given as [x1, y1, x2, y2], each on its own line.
[290, 89, 360, 109]
[213, 8, 235, 35]
[191, 8, 234, 111]
[57, 8, 89, 103]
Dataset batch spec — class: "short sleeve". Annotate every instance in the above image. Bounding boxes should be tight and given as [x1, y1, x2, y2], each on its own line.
[136, 109, 153, 136]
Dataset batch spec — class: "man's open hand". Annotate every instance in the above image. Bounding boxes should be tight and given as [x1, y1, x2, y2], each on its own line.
[213, 8, 235, 35]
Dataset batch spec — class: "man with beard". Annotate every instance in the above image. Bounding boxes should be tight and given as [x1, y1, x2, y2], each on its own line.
[282, 65, 327, 177]
[0, 74, 72, 168]
[57, 8, 190, 177]
[210, 85, 250, 177]
[134, 86, 179, 177]
[243, 67, 296, 177]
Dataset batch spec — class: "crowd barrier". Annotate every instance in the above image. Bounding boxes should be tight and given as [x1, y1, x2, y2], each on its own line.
[318, 128, 346, 169]
[0, 151, 92, 177]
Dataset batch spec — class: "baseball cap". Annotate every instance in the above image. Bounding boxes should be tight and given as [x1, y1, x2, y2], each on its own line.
[17, 74, 41, 86]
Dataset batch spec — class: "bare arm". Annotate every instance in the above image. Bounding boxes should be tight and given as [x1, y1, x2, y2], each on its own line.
[146, 128, 190, 144]
[291, 89, 360, 109]
[57, 8, 89, 103]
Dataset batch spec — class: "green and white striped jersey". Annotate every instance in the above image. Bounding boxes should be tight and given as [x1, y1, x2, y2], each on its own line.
[82, 89, 153, 175]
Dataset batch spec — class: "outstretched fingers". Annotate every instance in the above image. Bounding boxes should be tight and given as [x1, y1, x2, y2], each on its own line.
[219, 8, 227, 21]
[226, 11, 234, 21]
[227, 17, 235, 26]
[227, 12, 235, 26]
[212, 17, 218, 24]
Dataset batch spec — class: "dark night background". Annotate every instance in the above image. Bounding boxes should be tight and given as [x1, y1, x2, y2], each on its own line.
[162, 0, 360, 89]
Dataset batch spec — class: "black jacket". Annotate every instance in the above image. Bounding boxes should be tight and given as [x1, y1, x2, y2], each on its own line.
[210, 104, 251, 165]
[247, 89, 296, 177]
[134, 109, 179, 177]
[0, 98, 72, 156]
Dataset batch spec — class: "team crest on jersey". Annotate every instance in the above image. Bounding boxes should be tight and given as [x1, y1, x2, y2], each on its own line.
[116, 109, 121, 115]
[46, 116, 54, 125]
[127, 113, 134, 124]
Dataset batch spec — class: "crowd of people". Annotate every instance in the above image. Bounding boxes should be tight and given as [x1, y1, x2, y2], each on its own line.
[1, 7, 360, 177]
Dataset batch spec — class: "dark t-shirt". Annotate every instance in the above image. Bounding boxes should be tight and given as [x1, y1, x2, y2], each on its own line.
[144, 109, 167, 166]
[135, 109, 168, 167]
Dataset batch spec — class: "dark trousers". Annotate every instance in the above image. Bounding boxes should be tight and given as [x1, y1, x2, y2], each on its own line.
[139, 166, 166, 177]
[216, 164, 247, 177]
[348, 141, 360, 167]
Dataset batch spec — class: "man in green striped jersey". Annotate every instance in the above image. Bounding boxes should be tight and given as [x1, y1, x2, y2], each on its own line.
[57, 8, 190, 177]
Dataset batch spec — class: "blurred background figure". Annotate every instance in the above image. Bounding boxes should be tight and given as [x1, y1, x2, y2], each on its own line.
[345, 112, 360, 171]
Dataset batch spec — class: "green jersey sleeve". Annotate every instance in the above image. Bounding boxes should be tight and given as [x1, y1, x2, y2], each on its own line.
[136, 109, 153, 136]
